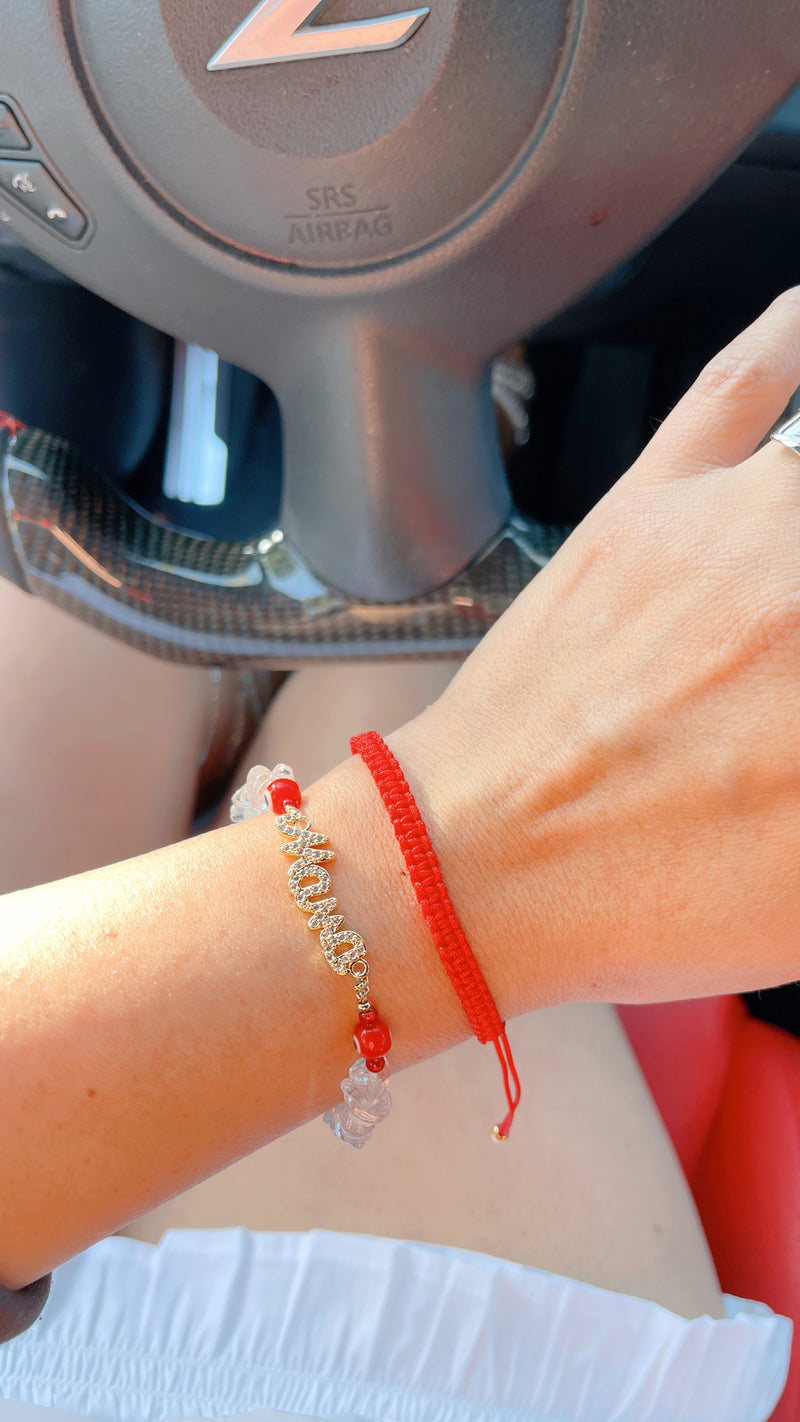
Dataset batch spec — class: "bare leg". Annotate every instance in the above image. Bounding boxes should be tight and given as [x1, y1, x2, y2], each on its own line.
[0, 581, 213, 890]
[127, 663, 725, 1322]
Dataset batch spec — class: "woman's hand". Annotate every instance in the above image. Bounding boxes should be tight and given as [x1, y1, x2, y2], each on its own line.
[392, 289, 800, 1011]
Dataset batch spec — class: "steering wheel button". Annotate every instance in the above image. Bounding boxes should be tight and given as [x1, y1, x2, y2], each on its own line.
[0, 104, 29, 151]
[0, 160, 87, 240]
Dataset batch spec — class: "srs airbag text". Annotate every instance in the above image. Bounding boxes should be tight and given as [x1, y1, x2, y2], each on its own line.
[285, 185, 393, 247]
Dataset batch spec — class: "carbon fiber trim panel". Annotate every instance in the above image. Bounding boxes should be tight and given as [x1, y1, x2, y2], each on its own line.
[1, 427, 569, 666]
[0, 427, 29, 591]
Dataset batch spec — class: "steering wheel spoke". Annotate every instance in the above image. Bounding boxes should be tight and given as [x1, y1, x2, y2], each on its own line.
[276, 317, 509, 600]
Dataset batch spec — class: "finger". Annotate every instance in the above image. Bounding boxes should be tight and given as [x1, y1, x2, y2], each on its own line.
[639, 287, 800, 478]
[739, 430, 800, 496]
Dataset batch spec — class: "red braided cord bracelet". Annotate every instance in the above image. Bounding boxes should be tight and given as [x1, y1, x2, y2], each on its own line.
[351, 730, 521, 1139]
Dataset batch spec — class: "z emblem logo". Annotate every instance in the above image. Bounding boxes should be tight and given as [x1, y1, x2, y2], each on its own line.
[207, 0, 430, 69]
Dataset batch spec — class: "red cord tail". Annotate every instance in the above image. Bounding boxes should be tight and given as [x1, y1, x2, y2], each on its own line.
[492, 1031, 521, 1140]
[351, 730, 524, 1141]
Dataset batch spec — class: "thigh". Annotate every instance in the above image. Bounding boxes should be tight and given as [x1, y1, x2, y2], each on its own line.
[0, 581, 213, 891]
[126, 663, 724, 1322]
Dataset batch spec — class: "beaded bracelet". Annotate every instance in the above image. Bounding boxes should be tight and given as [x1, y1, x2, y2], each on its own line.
[231, 763, 392, 1149]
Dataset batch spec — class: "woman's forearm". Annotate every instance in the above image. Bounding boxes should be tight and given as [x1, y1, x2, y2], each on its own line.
[0, 745, 546, 1288]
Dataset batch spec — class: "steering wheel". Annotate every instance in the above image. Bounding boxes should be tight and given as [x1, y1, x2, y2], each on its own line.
[0, 0, 797, 664]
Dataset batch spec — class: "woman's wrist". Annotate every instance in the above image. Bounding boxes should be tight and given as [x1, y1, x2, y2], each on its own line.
[383, 703, 570, 1024]
[305, 749, 480, 1064]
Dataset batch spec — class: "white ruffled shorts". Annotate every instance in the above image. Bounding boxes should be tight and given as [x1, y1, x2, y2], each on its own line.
[0, 1229, 791, 1422]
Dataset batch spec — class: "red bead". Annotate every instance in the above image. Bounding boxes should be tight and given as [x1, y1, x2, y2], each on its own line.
[354, 1014, 392, 1059]
[268, 777, 302, 813]
[358, 1008, 377, 1026]
[365, 1057, 386, 1073]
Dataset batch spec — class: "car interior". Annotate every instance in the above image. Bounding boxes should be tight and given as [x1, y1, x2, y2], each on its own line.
[1, 4, 800, 1416]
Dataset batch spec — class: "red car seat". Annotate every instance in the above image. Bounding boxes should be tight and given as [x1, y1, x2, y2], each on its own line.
[620, 998, 800, 1422]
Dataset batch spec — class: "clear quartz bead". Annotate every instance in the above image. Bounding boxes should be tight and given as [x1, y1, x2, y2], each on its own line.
[323, 1057, 392, 1149]
[230, 764, 296, 822]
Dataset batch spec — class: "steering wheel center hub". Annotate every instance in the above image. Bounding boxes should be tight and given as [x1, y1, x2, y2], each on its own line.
[162, 0, 455, 158]
[67, 0, 577, 269]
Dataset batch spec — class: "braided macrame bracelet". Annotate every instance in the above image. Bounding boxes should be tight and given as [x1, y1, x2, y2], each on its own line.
[351, 731, 521, 1139]
[231, 763, 392, 1149]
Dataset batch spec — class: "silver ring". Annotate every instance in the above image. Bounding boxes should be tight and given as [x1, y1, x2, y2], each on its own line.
[771, 409, 800, 456]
